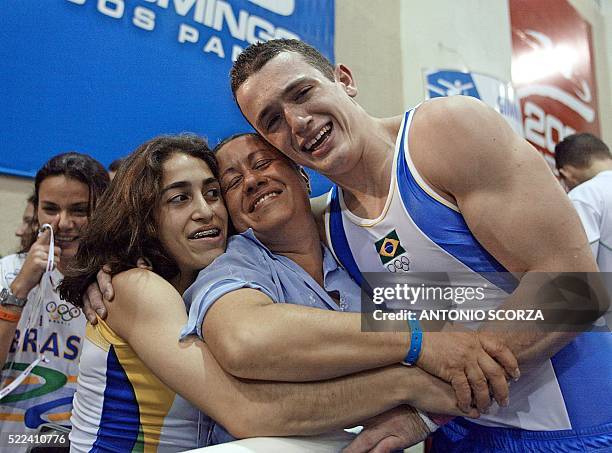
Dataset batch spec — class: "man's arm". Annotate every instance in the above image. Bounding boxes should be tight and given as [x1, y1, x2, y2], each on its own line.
[343, 406, 431, 453]
[202, 286, 515, 413]
[411, 96, 605, 365]
[108, 269, 473, 438]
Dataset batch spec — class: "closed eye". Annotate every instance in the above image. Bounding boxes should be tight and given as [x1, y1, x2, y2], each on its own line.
[254, 159, 273, 170]
[224, 176, 242, 192]
[265, 114, 281, 132]
[295, 86, 312, 102]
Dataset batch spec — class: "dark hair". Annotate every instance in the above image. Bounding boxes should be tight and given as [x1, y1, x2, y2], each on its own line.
[230, 39, 334, 97]
[24, 152, 110, 250]
[108, 157, 126, 172]
[554, 133, 611, 170]
[214, 132, 304, 174]
[213, 132, 310, 194]
[60, 134, 218, 307]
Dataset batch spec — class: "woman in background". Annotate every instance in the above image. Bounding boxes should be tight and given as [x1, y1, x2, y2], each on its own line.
[0, 152, 109, 452]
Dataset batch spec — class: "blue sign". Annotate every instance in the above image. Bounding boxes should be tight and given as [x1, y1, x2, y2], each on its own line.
[426, 70, 480, 99]
[1, 0, 334, 195]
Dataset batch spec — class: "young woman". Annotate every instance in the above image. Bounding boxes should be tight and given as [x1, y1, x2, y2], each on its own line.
[0, 153, 109, 450]
[60, 135, 451, 452]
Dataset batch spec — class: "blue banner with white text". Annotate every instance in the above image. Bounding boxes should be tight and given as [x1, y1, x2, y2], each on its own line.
[1, 0, 334, 195]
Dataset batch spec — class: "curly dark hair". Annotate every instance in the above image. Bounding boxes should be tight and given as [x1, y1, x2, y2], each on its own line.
[59, 134, 218, 307]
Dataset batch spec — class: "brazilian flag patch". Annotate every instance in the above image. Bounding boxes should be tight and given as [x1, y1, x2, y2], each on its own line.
[375, 230, 406, 264]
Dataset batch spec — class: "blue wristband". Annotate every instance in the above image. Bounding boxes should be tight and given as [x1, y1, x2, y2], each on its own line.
[401, 319, 422, 366]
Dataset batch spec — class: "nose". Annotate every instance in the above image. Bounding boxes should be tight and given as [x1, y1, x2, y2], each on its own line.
[191, 194, 214, 222]
[243, 171, 268, 195]
[57, 211, 74, 232]
[15, 223, 26, 237]
[284, 105, 312, 136]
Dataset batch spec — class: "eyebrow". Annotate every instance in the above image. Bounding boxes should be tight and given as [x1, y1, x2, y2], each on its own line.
[40, 201, 89, 208]
[219, 150, 268, 181]
[256, 77, 309, 129]
[161, 177, 218, 194]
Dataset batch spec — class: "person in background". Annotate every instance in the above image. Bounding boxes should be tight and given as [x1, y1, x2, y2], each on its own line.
[555, 133, 612, 271]
[0, 152, 109, 452]
[14, 195, 36, 253]
[107, 157, 126, 181]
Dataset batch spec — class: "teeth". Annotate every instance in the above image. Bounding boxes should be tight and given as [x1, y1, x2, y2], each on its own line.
[253, 192, 279, 210]
[192, 229, 219, 239]
[305, 124, 331, 151]
[56, 237, 76, 242]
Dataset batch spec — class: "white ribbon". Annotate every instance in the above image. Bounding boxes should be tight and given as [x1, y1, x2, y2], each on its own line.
[0, 357, 48, 401]
[0, 224, 54, 400]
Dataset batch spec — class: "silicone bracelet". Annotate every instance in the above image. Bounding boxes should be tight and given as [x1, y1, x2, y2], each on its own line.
[401, 318, 422, 366]
[0, 307, 21, 323]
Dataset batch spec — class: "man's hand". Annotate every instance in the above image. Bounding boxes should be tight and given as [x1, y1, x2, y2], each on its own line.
[343, 406, 430, 453]
[82, 260, 153, 324]
[82, 266, 113, 324]
[10, 228, 60, 299]
[418, 327, 519, 413]
[407, 368, 479, 418]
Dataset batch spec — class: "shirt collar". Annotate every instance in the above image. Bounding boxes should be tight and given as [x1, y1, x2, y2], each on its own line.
[237, 228, 343, 289]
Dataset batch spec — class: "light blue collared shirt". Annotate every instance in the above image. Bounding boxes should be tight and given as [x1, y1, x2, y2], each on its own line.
[180, 229, 362, 340]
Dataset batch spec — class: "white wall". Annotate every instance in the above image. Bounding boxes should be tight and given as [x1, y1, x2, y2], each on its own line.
[0, 176, 33, 257]
[335, 0, 403, 117]
[399, 0, 513, 109]
[569, 0, 612, 145]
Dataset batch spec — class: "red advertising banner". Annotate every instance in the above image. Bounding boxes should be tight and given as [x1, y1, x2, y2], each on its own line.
[510, 0, 600, 168]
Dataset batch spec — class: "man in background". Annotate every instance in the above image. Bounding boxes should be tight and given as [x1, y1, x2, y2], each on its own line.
[555, 133, 612, 271]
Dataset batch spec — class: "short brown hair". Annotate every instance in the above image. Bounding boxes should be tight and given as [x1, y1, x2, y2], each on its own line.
[59, 134, 218, 307]
[230, 39, 334, 97]
[554, 133, 611, 170]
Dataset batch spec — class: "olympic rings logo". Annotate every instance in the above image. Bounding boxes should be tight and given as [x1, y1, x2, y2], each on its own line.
[45, 301, 81, 322]
[385, 255, 410, 273]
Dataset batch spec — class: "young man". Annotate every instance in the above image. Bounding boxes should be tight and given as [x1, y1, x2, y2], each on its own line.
[230, 39, 609, 452]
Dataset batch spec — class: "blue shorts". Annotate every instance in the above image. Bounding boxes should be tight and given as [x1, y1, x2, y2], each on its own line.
[431, 418, 612, 452]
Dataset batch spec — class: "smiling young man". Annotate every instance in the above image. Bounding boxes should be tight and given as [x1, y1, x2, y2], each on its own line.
[229, 40, 610, 452]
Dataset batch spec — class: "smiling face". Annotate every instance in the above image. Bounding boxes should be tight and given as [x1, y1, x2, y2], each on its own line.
[235, 52, 365, 179]
[156, 153, 228, 277]
[215, 135, 311, 243]
[37, 175, 91, 267]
